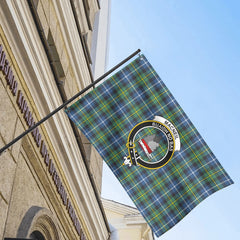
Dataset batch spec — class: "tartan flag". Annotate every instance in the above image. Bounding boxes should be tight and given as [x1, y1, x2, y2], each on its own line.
[65, 55, 233, 237]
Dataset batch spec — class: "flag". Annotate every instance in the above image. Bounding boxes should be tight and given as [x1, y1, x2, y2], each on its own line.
[65, 55, 233, 237]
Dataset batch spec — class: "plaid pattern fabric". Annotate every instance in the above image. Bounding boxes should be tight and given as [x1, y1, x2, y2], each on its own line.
[65, 55, 233, 237]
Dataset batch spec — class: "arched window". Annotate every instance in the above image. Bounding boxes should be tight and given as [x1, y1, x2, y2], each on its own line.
[30, 230, 45, 240]
[17, 206, 60, 240]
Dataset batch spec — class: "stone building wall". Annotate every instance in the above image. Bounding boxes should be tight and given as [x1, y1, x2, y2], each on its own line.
[0, 0, 110, 239]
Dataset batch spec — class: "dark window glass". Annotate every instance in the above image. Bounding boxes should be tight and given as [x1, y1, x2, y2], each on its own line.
[30, 231, 45, 240]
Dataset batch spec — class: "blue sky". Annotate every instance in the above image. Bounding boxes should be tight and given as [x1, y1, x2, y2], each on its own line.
[102, 1, 240, 239]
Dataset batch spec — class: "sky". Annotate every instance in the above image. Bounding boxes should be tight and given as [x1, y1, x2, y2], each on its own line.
[101, 1, 240, 239]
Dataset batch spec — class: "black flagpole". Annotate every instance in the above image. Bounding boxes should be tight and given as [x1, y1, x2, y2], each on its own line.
[0, 49, 141, 155]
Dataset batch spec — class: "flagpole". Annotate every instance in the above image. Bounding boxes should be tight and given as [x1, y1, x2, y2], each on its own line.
[0, 49, 141, 155]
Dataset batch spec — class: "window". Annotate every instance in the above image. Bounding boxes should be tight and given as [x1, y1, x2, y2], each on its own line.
[17, 207, 60, 240]
[83, 0, 92, 30]
[30, 231, 45, 240]
[47, 31, 65, 80]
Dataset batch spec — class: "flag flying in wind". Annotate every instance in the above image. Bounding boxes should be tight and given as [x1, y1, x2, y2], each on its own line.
[65, 55, 233, 237]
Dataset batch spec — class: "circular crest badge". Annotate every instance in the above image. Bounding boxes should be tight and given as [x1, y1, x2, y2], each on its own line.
[124, 116, 181, 169]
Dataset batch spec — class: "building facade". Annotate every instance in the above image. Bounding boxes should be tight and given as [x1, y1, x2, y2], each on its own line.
[102, 199, 154, 240]
[0, 0, 110, 239]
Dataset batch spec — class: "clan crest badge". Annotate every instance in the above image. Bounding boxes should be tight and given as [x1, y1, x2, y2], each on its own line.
[124, 116, 181, 169]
